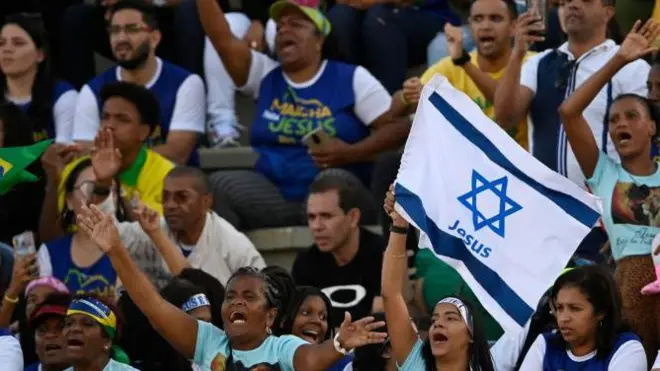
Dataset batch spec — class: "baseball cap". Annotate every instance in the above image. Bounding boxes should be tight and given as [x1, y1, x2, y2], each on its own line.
[269, 0, 331, 37]
[29, 303, 68, 328]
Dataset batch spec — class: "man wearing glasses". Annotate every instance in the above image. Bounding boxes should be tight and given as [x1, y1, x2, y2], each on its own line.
[71, 0, 205, 166]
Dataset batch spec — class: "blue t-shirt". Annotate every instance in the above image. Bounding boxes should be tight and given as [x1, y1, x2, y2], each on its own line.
[24, 363, 39, 371]
[251, 61, 373, 201]
[44, 234, 117, 297]
[586, 153, 660, 260]
[397, 338, 425, 370]
[194, 320, 307, 371]
[542, 331, 640, 370]
[14, 80, 76, 142]
[64, 359, 138, 371]
[87, 61, 200, 166]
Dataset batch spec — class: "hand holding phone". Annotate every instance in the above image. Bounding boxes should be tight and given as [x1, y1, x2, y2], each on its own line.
[514, 11, 546, 53]
[302, 127, 333, 150]
[13, 231, 36, 258]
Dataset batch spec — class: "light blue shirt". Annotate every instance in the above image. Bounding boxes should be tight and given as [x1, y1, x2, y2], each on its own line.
[194, 320, 307, 370]
[587, 153, 660, 260]
[64, 359, 138, 371]
[398, 338, 425, 370]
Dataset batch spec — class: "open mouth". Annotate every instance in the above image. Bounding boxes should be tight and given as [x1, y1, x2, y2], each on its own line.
[229, 311, 247, 325]
[478, 36, 495, 46]
[616, 131, 632, 144]
[45, 343, 63, 353]
[431, 333, 449, 344]
[301, 329, 320, 343]
[67, 339, 84, 350]
[279, 39, 296, 52]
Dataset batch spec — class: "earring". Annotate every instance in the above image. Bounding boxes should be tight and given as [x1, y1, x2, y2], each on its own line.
[104, 345, 110, 351]
[266, 327, 272, 335]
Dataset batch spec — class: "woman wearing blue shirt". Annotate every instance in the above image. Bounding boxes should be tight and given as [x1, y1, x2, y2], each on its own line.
[0, 14, 77, 144]
[382, 186, 494, 371]
[518, 266, 647, 371]
[199, 0, 411, 230]
[77, 203, 388, 371]
[558, 19, 660, 364]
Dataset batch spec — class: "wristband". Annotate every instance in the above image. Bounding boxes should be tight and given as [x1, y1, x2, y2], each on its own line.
[452, 49, 471, 66]
[93, 185, 111, 196]
[390, 225, 409, 234]
[4, 295, 19, 304]
[333, 333, 350, 355]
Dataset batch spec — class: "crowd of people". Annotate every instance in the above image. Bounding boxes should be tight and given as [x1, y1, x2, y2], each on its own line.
[2, 0, 660, 370]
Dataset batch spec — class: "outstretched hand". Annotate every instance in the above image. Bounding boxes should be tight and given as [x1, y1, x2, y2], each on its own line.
[134, 201, 161, 235]
[77, 204, 121, 253]
[617, 19, 660, 62]
[92, 128, 122, 184]
[336, 312, 387, 350]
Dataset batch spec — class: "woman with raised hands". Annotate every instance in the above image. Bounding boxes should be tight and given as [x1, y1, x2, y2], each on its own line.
[382, 185, 495, 371]
[557, 19, 660, 362]
[76, 203, 387, 371]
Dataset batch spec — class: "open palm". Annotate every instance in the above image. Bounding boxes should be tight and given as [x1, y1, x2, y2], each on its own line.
[337, 312, 387, 350]
[135, 202, 160, 234]
[92, 128, 122, 182]
[78, 204, 121, 253]
[618, 19, 660, 62]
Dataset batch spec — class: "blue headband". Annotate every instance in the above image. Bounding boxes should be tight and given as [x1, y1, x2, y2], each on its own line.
[182, 294, 210, 313]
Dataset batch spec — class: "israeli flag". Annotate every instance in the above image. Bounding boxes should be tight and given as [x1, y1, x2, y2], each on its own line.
[394, 75, 602, 333]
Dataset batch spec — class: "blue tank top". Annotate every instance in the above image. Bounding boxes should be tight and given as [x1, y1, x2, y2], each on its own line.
[542, 331, 639, 371]
[87, 62, 200, 166]
[250, 61, 373, 201]
[45, 234, 117, 297]
[16, 81, 76, 142]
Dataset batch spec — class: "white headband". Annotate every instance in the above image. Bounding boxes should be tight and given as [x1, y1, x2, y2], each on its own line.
[182, 294, 210, 313]
[437, 297, 473, 334]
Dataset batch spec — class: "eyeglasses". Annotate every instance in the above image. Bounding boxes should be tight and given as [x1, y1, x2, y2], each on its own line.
[106, 24, 152, 36]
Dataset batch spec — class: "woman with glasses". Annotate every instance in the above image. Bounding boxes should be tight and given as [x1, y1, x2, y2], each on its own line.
[558, 19, 660, 363]
[382, 186, 495, 371]
[0, 13, 77, 144]
[518, 266, 647, 370]
[36, 158, 126, 300]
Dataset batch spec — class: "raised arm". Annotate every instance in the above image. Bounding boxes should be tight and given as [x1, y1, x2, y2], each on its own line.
[381, 185, 418, 365]
[77, 204, 198, 359]
[197, 0, 253, 87]
[493, 12, 544, 130]
[134, 203, 192, 276]
[558, 20, 660, 179]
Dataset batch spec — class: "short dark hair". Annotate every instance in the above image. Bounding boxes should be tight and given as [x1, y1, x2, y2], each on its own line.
[100, 81, 160, 134]
[470, 0, 519, 19]
[166, 166, 211, 195]
[109, 0, 159, 29]
[308, 175, 361, 213]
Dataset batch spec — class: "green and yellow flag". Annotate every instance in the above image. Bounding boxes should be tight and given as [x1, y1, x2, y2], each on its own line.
[0, 139, 53, 195]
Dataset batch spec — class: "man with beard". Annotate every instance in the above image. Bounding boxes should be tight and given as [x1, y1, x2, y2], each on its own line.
[395, 0, 532, 149]
[493, 0, 650, 260]
[72, 0, 205, 166]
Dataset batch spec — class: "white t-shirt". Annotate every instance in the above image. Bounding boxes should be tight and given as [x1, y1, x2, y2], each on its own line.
[490, 322, 530, 371]
[72, 58, 206, 141]
[240, 50, 392, 125]
[0, 333, 23, 371]
[653, 350, 660, 370]
[521, 40, 650, 189]
[518, 334, 647, 371]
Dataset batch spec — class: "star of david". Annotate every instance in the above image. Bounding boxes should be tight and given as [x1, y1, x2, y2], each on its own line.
[457, 170, 523, 238]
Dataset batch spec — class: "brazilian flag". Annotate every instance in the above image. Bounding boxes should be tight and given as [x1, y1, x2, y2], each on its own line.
[0, 139, 53, 195]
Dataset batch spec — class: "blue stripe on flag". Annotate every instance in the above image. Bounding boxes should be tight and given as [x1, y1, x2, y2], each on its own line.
[395, 183, 534, 326]
[428, 92, 599, 228]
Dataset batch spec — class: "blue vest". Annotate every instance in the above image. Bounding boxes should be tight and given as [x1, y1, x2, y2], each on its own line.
[24, 363, 40, 371]
[530, 51, 615, 176]
[45, 235, 117, 297]
[542, 331, 639, 371]
[16, 81, 75, 142]
[251, 61, 373, 201]
[87, 62, 200, 166]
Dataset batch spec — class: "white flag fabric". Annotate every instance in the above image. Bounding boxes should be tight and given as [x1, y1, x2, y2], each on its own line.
[394, 75, 602, 334]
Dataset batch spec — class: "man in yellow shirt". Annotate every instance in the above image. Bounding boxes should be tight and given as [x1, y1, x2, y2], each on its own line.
[393, 0, 534, 150]
[60, 82, 173, 215]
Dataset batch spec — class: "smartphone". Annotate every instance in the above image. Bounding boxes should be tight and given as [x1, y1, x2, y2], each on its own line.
[302, 127, 332, 149]
[526, 0, 547, 37]
[12, 231, 37, 258]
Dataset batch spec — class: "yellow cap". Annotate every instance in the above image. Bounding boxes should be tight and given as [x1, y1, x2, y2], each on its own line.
[269, 0, 331, 37]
